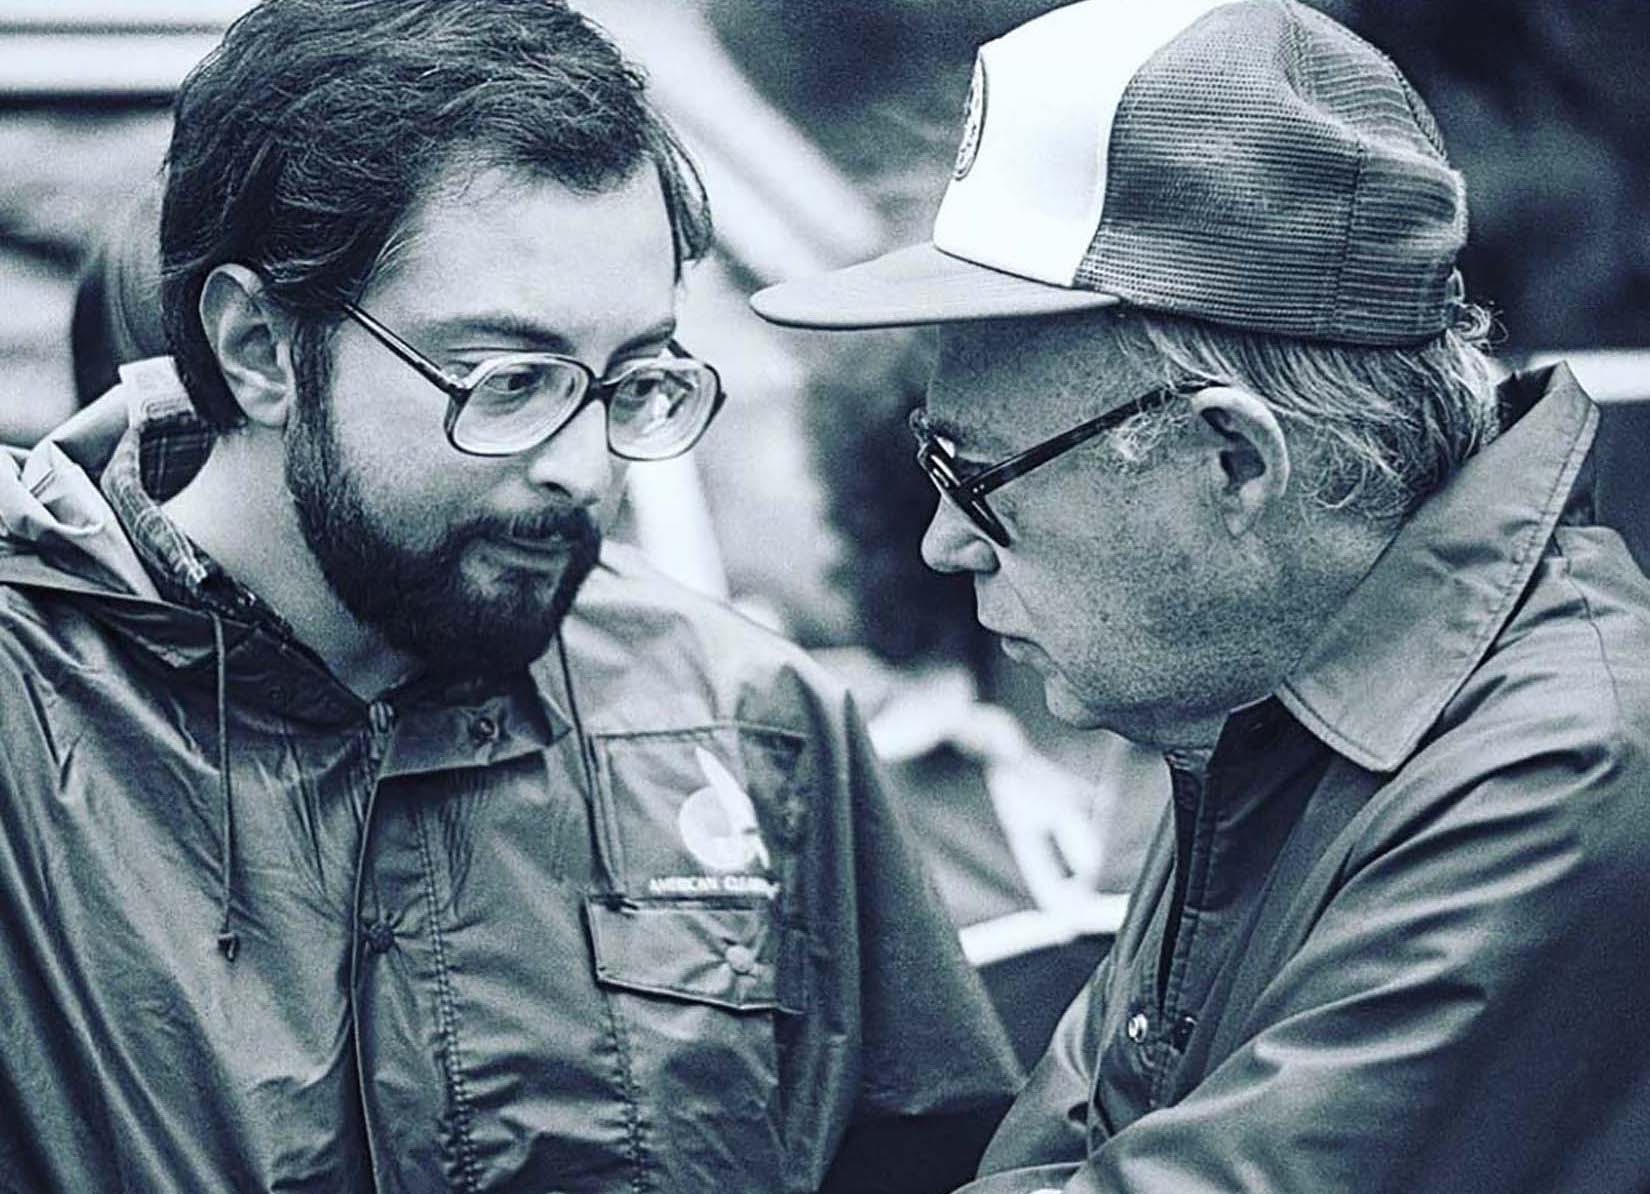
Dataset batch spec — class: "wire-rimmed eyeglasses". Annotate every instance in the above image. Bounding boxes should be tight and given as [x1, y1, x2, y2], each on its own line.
[339, 301, 725, 461]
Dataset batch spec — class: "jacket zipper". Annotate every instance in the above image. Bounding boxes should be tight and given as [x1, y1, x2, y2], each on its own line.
[351, 696, 398, 1191]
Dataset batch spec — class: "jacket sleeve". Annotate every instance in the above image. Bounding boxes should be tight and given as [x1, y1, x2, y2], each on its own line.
[812, 693, 1023, 1194]
[1002, 737, 1650, 1194]
[975, 971, 1099, 1176]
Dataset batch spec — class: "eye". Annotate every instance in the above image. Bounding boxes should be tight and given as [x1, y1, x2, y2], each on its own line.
[467, 360, 582, 413]
[611, 369, 702, 433]
[618, 371, 667, 402]
[479, 365, 541, 398]
[940, 441, 991, 482]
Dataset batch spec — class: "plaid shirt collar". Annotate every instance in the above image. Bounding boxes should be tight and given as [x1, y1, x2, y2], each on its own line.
[98, 379, 299, 644]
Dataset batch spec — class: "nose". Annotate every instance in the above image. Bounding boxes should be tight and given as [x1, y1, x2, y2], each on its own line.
[521, 398, 615, 507]
[920, 497, 999, 576]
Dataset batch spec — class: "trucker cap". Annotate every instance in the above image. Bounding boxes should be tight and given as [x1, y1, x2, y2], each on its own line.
[750, 0, 1468, 346]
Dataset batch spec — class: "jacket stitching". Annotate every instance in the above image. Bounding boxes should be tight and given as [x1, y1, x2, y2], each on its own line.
[598, 986, 654, 1194]
[415, 809, 483, 1193]
[1547, 538, 1629, 740]
[591, 720, 807, 747]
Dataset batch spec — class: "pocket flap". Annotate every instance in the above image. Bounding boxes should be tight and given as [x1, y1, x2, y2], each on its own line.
[586, 897, 777, 1012]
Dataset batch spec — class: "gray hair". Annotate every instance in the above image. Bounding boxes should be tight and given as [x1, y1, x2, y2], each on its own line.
[1103, 302, 1502, 526]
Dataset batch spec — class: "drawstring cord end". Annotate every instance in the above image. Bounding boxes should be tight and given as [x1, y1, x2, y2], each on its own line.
[210, 613, 241, 964]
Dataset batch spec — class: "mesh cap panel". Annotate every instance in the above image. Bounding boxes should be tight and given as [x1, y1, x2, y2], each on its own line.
[1076, 0, 1466, 344]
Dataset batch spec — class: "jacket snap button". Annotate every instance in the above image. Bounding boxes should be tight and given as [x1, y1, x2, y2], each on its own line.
[362, 920, 396, 954]
[725, 944, 757, 974]
[470, 716, 499, 745]
[1126, 1012, 1150, 1044]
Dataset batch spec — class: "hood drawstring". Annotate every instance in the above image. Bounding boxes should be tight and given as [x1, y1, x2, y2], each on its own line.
[210, 613, 241, 962]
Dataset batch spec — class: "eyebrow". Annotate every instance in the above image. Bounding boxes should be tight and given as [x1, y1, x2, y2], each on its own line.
[418, 311, 678, 359]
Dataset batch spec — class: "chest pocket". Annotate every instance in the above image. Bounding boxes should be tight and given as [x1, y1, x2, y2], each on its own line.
[588, 724, 804, 889]
[584, 721, 809, 1011]
[582, 724, 810, 1185]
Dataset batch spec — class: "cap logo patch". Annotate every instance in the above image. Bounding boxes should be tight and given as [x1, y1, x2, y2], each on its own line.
[677, 746, 772, 873]
[952, 57, 988, 181]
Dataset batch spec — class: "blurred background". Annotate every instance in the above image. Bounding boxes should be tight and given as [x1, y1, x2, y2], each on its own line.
[4, 0, 1648, 1063]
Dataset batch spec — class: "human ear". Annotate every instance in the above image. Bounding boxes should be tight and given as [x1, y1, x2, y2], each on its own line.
[198, 263, 297, 429]
[1187, 386, 1291, 537]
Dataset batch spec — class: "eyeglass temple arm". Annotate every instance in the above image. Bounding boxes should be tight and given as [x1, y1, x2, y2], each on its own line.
[340, 301, 469, 399]
[959, 384, 1191, 496]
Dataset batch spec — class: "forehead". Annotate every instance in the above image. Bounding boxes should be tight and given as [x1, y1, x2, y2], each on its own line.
[927, 310, 1139, 451]
[361, 165, 677, 355]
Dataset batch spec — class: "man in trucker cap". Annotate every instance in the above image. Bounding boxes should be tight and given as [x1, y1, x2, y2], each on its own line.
[754, 1, 1650, 1190]
[0, 1, 1024, 1189]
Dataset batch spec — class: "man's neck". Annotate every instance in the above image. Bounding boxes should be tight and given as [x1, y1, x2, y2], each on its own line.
[1150, 517, 1398, 768]
[163, 432, 417, 699]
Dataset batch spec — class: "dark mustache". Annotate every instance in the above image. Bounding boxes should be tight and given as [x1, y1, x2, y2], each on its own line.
[491, 506, 598, 545]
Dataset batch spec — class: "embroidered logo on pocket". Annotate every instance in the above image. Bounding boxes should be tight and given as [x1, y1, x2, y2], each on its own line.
[678, 746, 772, 873]
[592, 726, 801, 900]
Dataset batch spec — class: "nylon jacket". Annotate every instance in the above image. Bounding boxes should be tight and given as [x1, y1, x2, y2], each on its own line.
[0, 366, 1021, 1193]
[975, 365, 1650, 1193]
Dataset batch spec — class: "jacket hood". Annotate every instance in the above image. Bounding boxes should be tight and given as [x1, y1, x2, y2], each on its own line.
[0, 359, 167, 602]
[0, 360, 371, 722]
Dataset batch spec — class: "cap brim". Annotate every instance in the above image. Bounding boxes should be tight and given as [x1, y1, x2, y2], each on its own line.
[749, 242, 1121, 330]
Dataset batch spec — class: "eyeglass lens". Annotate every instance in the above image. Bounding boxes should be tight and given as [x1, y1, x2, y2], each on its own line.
[912, 415, 1008, 543]
[450, 357, 718, 459]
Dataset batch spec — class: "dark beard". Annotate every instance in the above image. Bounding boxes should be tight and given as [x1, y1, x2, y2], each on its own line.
[282, 346, 600, 681]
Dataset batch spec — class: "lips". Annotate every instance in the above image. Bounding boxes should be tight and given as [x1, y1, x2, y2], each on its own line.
[482, 534, 573, 571]
[500, 530, 570, 550]
[995, 632, 1051, 671]
[483, 507, 596, 560]
[981, 619, 1020, 646]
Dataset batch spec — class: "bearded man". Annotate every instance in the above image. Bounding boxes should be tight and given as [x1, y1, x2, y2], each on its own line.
[0, 2, 1019, 1190]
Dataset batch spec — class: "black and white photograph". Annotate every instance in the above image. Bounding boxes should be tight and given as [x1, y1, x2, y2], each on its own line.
[1, 2, 1647, 1190]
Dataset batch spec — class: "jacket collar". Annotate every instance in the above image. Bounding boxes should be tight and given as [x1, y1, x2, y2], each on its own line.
[1277, 364, 1598, 772]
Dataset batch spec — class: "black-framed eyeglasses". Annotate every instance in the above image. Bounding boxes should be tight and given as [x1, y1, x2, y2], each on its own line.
[909, 382, 1204, 547]
[339, 301, 726, 460]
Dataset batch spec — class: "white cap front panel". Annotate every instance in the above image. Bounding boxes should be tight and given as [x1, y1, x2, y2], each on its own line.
[932, 0, 1235, 287]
